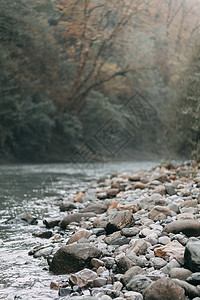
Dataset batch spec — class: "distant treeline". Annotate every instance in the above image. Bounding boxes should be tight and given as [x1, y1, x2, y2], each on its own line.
[0, 0, 199, 162]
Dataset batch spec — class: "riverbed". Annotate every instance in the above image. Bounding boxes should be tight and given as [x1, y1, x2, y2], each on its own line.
[0, 162, 158, 300]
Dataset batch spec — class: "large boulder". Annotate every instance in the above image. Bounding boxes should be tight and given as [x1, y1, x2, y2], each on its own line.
[143, 278, 185, 300]
[184, 238, 200, 272]
[49, 243, 101, 274]
[164, 219, 200, 237]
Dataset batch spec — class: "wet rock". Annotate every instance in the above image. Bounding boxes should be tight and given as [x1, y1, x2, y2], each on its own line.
[33, 231, 53, 239]
[19, 213, 37, 225]
[187, 273, 200, 286]
[148, 206, 171, 221]
[49, 243, 101, 274]
[74, 192, 85, 202]
[60, 213, 96, 229]
[43, 218, 61, 228]
[170, 268, 192, 280]
[172, 278, 200, 298]
[60, 202, 77, 212]
[121, 227, 140, 237]
[143, 278, 185, 300]
[80, 203, 107, 214]
[164, 219, 200, 237]
[154, 241, 185, 260]
[184, 238, 200, 272]
[70, 268, 98, 288]
[67, 229, 91, 244]
[33, 246, 53, 258]
[59, 287, 72, 296]
[126, 274, 152, 293]
[105, 210, 134, 235]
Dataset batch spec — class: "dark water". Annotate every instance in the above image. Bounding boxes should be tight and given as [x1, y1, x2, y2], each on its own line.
[0, 162, 158, 300]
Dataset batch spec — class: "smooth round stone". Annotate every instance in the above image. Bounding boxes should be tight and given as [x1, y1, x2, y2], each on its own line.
[158, 236, 171, 245]
[150, 257, 167, 269]
[170, 268, 192, 280]
[121, 227, 140, 237]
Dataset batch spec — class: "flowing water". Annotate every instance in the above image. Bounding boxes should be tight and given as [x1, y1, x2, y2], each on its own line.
[0, 161, 158, 300]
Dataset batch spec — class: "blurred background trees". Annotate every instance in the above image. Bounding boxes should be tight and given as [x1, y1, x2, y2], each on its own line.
[0, 0, 199, 162]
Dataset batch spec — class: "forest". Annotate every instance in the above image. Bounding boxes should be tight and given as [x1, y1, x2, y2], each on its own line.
[0, 0, 200, 163]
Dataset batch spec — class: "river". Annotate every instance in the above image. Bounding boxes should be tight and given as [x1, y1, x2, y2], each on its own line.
[0, 161, 158, 300]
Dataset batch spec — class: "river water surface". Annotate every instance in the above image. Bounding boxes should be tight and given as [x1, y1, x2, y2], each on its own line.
[0, 161, 158, 300]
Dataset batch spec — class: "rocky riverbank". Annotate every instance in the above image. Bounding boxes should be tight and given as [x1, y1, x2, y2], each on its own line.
[26, 162, 200, 299]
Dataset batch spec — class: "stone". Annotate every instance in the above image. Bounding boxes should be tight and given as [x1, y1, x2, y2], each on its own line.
[154, 241, 185, 260]
[69, 269, 98, 288]
[91, 258, 104, 268]
[148, 206, 171, 221]
[187, 273, 200, 286]
[143, 278, 185, 300]
[67, 229, 91, 244]
[49, 243, 101, 274]
[74, 192, 85, 202]
[80, 203, 107, 214]
[113, 281, 123, 291]
[127, 239, 149, 256]
[105, 210, 134, 234]
[134, 183, 148, 190]
[170, 268, 192, 280]
[158, 236, 171, 245]
[33, 231, 53, 239]
[184, 238, 200, 272]
[59, 287, 72, 296]
[115, 253, 133, 273]
[160, 259, 181, 275]
[121, 227, 140, 237]
[19, 213, 37, 225]
[43, 218, 61, 228]
[126, 275, 152, 293]
[106, 188, 120, 197]
[165, 185, 176, 196]
[121, 266, 143, 286]
[33, 246, 53, 258]
[171, 278, 200, 298]
[60, 213, 96, 229]
[124, 291, 143, 300]
[150, 257, 167, 269]
[93, 277, 107, 287]
[60, 202, 77, 212]
[164, 219, 200, 237]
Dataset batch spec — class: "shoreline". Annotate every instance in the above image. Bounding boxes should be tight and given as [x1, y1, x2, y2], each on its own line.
[10, 161, 200, 299]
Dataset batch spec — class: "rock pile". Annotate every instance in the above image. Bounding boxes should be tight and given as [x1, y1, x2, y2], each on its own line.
[29, 162, 200, 299]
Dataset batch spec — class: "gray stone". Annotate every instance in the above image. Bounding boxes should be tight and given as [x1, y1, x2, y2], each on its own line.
[143, 278, 185, 300]
[19, 213, 38, 225]
[148, 206, 171, 221]
[121, 227, 140, 237]
[93, 277, 107, 287]
[49, 243, 101, 274]
[164, 220, 200, 237]
[150, 257, 167, 269]
[70, 269, 98, 288]
[60, 202, 77, 212]
[184, 238, 200, 272]
[172, 278, 200, 298]
[121, 266, 143, 285]
[60, 213, 96, 229]
[43, 218, 61, 228]
[91, 258, 104, 268]
[126, 274, 152, 293]
[165, 185, 176, 196]
[187, 272, 200, 286]
[80, 203, 107, 214]
[33, 231, 53, 239]
[124, 291, 143, 300]
[170, 268, 192, 280]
